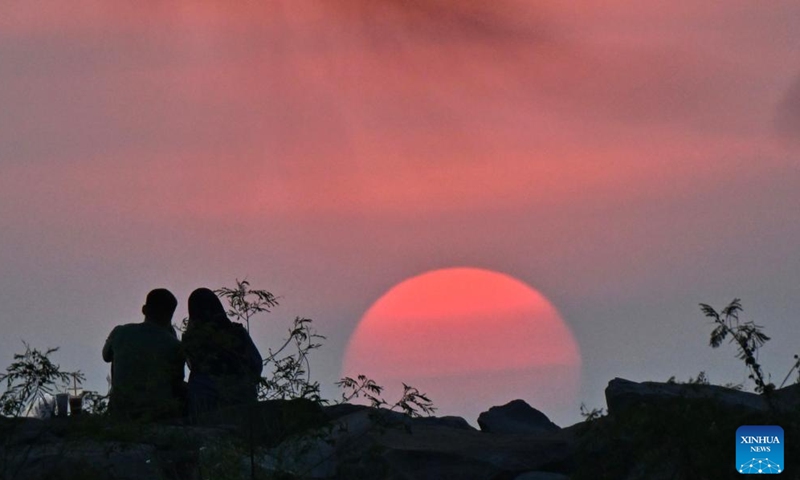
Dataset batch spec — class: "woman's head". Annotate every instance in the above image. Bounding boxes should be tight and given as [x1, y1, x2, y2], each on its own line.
[188, 288, 227, 323]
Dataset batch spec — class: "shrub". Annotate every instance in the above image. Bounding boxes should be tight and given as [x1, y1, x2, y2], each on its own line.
[700, 299, 800, 394]
[0, 342, 84, 418]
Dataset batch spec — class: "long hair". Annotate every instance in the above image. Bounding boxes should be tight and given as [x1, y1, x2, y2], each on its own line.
[187, 288, 229, 325]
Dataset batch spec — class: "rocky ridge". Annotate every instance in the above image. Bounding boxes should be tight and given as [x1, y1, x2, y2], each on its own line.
[1, 378, 798, 480]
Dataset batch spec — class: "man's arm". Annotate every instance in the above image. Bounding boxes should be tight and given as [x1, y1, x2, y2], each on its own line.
[102, 328, 116, 363]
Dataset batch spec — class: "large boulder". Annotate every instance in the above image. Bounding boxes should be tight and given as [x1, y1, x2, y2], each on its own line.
[293, 406, 574, 480]
[771, 382, 800, 413]
[323, 403, 370, 419]
[197, 398, 329, 446]
[477, 400, 560, 434]
[367, 420, 574, 479]
[261, 435, 338, 479]
[592, 378, 800, 480]
[413, 415, 476, 431]
[605, 377, 770, 416]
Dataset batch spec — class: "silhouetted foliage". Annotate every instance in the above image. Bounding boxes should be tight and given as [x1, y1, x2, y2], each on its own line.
[666, 371, 710, 385]
[336, 375, 384, 406]
[0, 343, 84, 417]
[699, 298, 800, 394]
[260, 316, 325, 402]
[578, 403, 606, 422]
[780, 353, 800, 389]
[216, 279, 280, 333]
[336, 375, 436, 417]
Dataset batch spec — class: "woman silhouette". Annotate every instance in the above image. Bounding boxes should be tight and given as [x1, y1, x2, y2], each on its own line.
[182, 288, 263, 421]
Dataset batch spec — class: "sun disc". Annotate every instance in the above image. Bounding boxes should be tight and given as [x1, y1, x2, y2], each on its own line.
[342, 267, 582, 424]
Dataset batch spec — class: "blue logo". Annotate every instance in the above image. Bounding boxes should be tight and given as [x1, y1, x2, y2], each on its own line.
[736, 425, 784, 474]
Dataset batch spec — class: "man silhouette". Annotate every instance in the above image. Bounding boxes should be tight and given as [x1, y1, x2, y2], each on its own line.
[102, 289, 185, 420]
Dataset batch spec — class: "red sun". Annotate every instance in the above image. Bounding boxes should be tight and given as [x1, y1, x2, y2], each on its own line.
[342, 267, 582, 425]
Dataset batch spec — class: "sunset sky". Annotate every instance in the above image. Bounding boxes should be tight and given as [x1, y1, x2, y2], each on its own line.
[1, 1, 799, 425]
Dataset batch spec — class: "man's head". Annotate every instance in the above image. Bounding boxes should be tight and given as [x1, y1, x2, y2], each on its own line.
[142, 289, 178, 326]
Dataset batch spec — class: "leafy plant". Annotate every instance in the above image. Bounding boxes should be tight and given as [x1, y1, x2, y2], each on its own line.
[336, 375, 384, 407]
[212, 279, 325, 402]
[578, 403, 606, 422]
[700, 298, 800, 394]
[700, 299, 774, 394]
[0, 342, 84, 417]
[337, 375, 436, 417]
[666, 371, 710, 385]
[260, 317, 326, 402]
[216, 279, 279, 333]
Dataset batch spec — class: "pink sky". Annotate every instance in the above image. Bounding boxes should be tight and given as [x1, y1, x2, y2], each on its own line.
[1, 1, 799, 425]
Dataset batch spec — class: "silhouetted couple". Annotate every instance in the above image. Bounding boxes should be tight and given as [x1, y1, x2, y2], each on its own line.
[102, 288, 262, 422]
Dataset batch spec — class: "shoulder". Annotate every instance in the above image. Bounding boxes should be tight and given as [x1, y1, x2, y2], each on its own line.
[108, 323, 139, 338]
[230, 322, 251, 338]
[182, 319, 214, 341]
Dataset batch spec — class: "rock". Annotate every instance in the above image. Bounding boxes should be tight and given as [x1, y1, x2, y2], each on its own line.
[329, 407, 475, 432]
[594, 378, 800, 480]
[381, 448, 502, 480]
[477, 400, 560, 434]
[264, 435, 338, 479]
[1, 440, 162, 480]
[370, 420, 574, 479]
[300, 406, 574, 479]
[323, 403, 371, 420]
[604, 377, 769, 416]
[0, 417, 60, 444]
[0, 401, 576, 480]
[771, 382, 800, 413]
[3, 384, 798, 480]
[197, 398, 329, 446]
[413, 415, 476, 431]
[514, 472, 571, 480]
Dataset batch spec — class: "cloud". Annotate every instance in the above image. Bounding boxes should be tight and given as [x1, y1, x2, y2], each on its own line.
[1, 0, 798, 223]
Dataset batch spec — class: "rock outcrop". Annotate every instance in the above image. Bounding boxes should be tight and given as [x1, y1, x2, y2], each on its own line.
[2, 378, 798, 480]
[605, 377, 767, 415]
[477, 399, 560, 435]
[0, 404, 574, 480]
